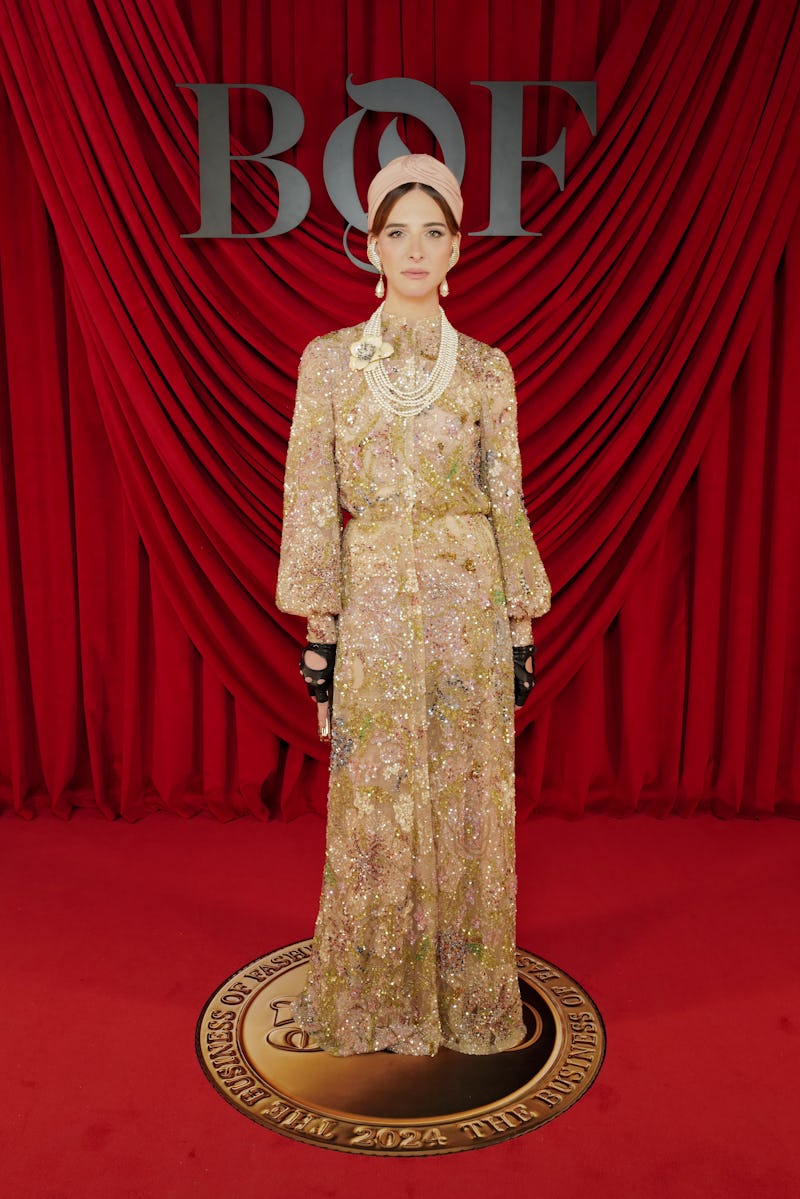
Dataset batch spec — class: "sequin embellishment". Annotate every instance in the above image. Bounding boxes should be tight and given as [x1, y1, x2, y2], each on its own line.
[276, 313, 551, 1056]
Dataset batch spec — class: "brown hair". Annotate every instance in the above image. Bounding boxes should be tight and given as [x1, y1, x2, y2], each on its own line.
[369, 182, 460, 236]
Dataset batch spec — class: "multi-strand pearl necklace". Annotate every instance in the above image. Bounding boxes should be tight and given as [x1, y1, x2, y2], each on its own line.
[363, 303, 458, 418]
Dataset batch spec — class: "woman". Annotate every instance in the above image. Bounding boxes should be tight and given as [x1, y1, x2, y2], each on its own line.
[276, 154, 551, 1057]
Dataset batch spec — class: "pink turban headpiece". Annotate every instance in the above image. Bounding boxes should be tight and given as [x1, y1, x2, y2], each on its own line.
[367, 154, 463, 231]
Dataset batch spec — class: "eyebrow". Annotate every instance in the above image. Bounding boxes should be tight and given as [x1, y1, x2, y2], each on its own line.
[384, 220, 447, 229]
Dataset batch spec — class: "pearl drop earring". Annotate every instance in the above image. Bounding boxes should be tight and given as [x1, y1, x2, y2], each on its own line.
[367, 240, 385, 298]
[440, 244, 460, 298]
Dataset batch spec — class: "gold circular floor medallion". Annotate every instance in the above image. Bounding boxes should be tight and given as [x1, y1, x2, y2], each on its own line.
[196, 940, 605, 1155]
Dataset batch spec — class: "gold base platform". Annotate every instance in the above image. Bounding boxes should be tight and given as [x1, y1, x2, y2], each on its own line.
[196, 940, 605, 1155]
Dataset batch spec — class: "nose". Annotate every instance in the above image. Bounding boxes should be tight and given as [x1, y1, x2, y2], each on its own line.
[407, 235, 424, 261]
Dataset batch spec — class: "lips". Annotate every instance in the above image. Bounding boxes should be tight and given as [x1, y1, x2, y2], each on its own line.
[402, 270, 429, 279]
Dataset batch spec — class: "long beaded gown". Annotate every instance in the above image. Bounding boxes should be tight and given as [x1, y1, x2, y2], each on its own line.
[276, 310, 551, 1056]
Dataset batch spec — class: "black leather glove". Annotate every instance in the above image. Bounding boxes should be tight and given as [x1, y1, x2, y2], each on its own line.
[299, 642, 336, 703]
[513, 644, 536, 708]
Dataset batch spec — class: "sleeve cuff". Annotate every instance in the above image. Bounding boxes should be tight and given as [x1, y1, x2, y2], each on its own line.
[307, 614, 338, 643]
[509, 616, 533, 646]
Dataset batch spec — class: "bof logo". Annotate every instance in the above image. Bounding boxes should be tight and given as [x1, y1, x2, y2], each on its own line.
[178, 74, 597, 266]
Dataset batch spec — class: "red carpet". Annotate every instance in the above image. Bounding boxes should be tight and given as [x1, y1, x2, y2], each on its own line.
[1, 811, 798, 1198]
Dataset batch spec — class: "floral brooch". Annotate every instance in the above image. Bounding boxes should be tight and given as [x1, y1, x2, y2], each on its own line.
[349, 333, 394, 372]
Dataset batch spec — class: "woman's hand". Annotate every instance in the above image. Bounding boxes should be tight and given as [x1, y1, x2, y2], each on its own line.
[513, 645, 536, 709]
[300, 643, 336, 739]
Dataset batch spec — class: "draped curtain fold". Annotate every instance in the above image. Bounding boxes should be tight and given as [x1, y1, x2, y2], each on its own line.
[0, 0, 798, 819]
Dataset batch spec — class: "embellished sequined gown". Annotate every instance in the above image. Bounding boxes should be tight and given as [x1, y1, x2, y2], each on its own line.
[276, 311, 551, 1056]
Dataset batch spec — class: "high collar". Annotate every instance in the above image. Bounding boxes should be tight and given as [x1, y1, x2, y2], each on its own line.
[378, 309, 443, 357]
[380, 308, 442, 330]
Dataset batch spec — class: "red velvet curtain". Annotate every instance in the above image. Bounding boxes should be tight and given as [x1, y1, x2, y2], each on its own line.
[0, 0, 798, 820]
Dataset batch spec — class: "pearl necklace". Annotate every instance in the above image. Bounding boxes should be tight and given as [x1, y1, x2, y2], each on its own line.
[363, 303, 458, 418]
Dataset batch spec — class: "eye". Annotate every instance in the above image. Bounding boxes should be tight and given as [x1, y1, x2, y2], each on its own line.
[426, 229, 444, 238]
[387, 229, 404, 238]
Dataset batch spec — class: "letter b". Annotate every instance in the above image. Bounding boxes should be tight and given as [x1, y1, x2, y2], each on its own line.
[178, 84, 310, 237]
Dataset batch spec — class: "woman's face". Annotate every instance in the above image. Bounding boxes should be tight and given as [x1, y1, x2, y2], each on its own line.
[371, 187, 460, 312]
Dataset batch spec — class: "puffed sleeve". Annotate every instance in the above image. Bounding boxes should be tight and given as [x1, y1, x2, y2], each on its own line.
[481, 347, 552, 630]
[276, 338, 342, 641]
